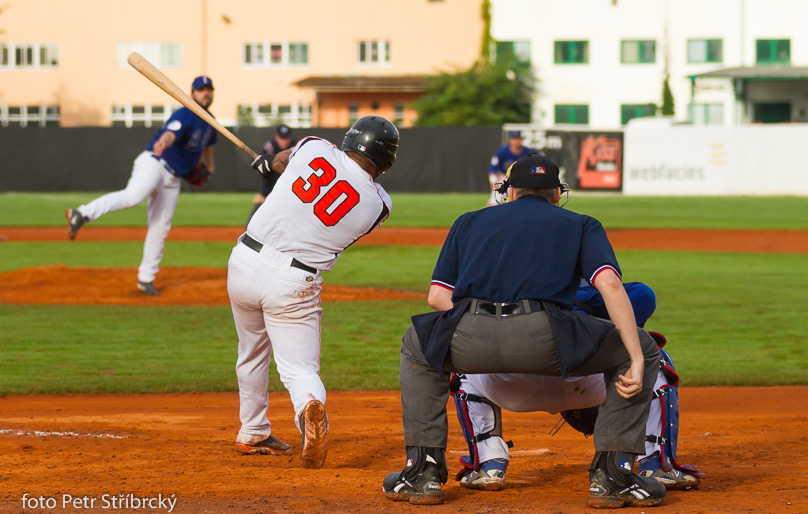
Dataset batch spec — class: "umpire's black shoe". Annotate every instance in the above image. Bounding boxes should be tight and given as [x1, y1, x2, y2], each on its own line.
[65, 208, 88, 240]
[587, 451, 666, 509]
[137, 281, 159, 296]
[383, 448, 445, 505]
[383, 466, 443, 505]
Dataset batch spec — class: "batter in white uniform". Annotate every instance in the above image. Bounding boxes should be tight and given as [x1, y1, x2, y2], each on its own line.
[229, 116, 399, 469]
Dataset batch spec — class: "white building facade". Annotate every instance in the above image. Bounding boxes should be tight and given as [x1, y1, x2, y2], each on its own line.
[491, 0, 808, 128]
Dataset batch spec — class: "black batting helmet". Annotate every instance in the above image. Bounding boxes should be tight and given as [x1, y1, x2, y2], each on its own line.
[341, 116, 399, 172]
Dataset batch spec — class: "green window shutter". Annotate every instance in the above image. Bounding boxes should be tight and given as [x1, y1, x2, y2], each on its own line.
[757, 39, 790, 63]
[556, 105, 589, 124]
[555, 41, 588, 63]
[707, 39, 723, 62]
[621, 104, 656, 125]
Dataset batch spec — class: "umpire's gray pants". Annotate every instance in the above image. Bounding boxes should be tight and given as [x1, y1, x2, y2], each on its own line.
[399, 310, 659, 454]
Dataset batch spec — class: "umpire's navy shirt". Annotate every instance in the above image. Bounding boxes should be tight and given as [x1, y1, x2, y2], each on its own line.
[146, 107, 218, 176]
[431, 196, 621, 308]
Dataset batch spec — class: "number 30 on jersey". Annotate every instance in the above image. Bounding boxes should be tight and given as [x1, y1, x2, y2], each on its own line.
[292, 157, 360, 226]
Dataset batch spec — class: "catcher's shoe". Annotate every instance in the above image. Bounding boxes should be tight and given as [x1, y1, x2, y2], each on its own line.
[383, 463, 443, 505]
[457, 456, 508, 491]
[587, 451, 666, 509]
[65, 208, 88, 240]
[234, 435, 292, 455]
[137, 281, 159, 296]
[639, 467, 700, 491]
[299, 400, 328, 469]
[638, 451, 701, 491]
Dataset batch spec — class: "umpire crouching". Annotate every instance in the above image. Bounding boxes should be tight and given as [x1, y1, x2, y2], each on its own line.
[382, 153, 666, 508]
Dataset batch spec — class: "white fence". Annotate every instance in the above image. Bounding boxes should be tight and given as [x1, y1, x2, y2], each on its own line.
[623, 123, 808, 196]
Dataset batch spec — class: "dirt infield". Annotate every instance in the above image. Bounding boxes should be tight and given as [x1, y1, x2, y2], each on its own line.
[0, 388, 806, 513]
[3, 226, 808, 253]
[0, 265, 423, 306]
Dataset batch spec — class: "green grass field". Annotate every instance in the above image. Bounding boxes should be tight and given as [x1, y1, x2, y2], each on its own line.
[1, 193, 806, 393]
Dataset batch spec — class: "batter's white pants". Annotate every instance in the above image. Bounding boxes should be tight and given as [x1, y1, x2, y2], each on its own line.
[77, 151, 180, 283]
[227, 240, 325, 445]
[461, 371, 664, 463]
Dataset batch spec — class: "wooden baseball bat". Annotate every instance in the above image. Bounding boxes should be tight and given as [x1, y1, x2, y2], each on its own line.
[127, 52, 258, 160]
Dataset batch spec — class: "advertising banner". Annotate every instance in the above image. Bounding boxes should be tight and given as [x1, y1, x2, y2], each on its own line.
[505, 126, 624, 191]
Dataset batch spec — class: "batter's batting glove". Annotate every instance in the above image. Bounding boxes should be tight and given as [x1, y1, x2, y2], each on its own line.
[252, 153, 275, 178]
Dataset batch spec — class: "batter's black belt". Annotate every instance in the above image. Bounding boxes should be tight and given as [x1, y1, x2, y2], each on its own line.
[239, 233, 319, 274]
[469, 299, 544, 317]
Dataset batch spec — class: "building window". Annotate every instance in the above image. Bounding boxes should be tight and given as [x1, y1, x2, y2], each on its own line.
[0, 43, 60, 70]
[620, 104, 657, 125]
[289, 43, 308, 64]
[244, 42, 264, 65]
[554, 41, 588, 64]
[236, 103, 313, 127]
[357, 40, 391, 66]
[116, 43, 182, 68]
[111, 104, 179, 128]
[393, 103, 405, 125]
[688, 39, 722, 63]
[242, 42, 309, 68]
[270, 44, 283, 65]
[495, 41, 531, 65]
[0, 104, 60, 127]
[756, 39, 790, 64]
[555, 104, 589, 125]
[689, 103, 723, 125]
[621, 40, 655, 64]
[348, 103, 359, 124]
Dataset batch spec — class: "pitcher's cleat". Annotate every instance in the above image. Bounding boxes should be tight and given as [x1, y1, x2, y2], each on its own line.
[66, 208, 88, 240]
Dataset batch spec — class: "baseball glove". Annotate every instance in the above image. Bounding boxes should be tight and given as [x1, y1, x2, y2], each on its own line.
[184, 162, 212, 188]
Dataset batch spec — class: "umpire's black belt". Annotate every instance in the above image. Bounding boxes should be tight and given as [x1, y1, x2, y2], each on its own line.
[469, 299, 543, 317]
[239, 233, 319, 274]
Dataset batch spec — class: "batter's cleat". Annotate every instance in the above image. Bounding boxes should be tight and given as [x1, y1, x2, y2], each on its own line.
[458, 457, 508, 491]
[299, 400, 328, 469]
[137, 281, 159, 296]
[234, 435, 292, 456]
[587, 451, 666, 509]
[383, 464, 443, 505]
[65, 208, 87, 240]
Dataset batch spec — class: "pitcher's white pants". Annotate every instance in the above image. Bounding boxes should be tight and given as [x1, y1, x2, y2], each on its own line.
[227, 240, 325, 445]
[77, 151, 180, 283]
[461, 371, 664, 463]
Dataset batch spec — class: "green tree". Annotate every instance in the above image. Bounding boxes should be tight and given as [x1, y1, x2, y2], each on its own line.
[661, 75, 675, 116]
[413, 1, 533, 126]
[480, 0, 493, 61]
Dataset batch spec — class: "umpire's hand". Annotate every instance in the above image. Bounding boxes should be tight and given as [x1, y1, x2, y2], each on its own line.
[616, 360, 644, 399]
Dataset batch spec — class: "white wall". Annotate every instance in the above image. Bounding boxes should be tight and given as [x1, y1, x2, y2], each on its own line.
[623, 123, 808, 195]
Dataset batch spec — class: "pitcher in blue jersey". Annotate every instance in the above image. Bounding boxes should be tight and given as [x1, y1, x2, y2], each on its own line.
[65, 76, 218, 296]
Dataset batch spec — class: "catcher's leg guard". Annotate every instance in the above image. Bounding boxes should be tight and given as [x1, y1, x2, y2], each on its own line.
[450, 374, 513, 482]
[638, 342, 704, 489]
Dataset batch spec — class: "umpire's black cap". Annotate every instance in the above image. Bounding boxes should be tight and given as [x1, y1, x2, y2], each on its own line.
[505, 153, 561, 189]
